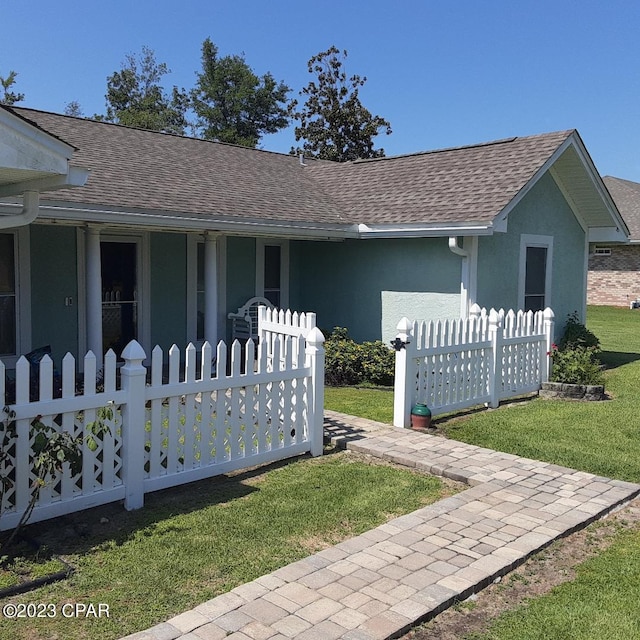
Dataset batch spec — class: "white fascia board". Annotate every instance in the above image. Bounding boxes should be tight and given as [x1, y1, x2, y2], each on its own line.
[491, 135, 579, 230]
[26, 202, 352, 239]
[0, 107, 76, 159]
[355, 222, 494, 238]
[588, 227, 630, 243]
[0, 166, 90, 197]
[569, 135, 630, 236]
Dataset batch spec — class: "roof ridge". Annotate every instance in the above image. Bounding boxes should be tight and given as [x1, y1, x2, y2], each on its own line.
[10, 105, 302, 160]
[348, 130, 575, 165]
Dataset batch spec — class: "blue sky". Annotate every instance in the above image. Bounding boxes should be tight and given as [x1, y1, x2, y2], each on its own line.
[2, 0, 639, 180]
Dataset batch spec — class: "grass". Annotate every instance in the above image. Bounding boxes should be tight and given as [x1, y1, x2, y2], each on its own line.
[325, 305, 640, 639]
[324, 385, 394, 424]
[325, 305, 640, 483]
[0, 450, 453, 640]
[468, 526, 640, 640]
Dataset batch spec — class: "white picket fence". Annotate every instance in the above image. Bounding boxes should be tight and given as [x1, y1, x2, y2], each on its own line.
[393, 305, 555, 427]
[0, 310, 325, 530]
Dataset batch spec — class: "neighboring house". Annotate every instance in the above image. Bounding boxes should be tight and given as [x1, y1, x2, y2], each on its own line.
[0, 105, 628, 369]
[588, 176, 640, 306]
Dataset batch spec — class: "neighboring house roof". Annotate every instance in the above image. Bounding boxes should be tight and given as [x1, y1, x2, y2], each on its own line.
[0, 106, 628, 241]
[603, 176, 640, 242]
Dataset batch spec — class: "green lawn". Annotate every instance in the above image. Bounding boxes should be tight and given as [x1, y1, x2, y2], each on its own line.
[0, 451, 452, 640]
[326, 305, 640, 639]
[326, 305, 640, 483]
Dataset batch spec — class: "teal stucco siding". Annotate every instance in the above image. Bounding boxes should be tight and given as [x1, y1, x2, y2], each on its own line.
[292, 237, 461, 342]
[30, 224, 79, 362]
[149, 233, 187, 350]
[477, 172, 586, 335]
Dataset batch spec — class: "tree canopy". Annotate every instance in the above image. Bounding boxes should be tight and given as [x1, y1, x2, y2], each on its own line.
[0, 70, 25, 106]
[191, 38, 290, 147]
[99, 46, 189, 134]
[289, 46, 392, 162]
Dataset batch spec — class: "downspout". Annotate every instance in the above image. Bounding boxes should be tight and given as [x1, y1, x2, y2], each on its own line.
[0, 191, 39, 229]
[449, 236, 474, 317]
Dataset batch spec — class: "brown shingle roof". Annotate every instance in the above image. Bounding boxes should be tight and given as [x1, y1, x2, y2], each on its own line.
[13, 108, 345, 227]
[603, 176, 640, 241]
[10, 108, 576, 232]
[306, 131, 574, 226]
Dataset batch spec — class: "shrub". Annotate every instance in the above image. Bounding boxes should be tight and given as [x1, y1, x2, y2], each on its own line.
[361, 341, 395, 386]
[550, 346, 604, 385]
[324, 327, 363, 386]
[550, 313, 604, 385]
[324, 327, 395, 386]
[559, 311, 600, 351]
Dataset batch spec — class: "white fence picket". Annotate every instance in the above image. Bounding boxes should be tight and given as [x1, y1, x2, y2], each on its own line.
[0, 306, 325, 531]
[394, 306, 554, 426]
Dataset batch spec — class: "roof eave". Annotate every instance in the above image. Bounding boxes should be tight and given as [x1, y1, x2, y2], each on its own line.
[355, 222, 494, 239]
[14, 200, 353, 239]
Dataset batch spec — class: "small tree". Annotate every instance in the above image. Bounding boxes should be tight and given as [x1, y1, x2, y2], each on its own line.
[64, 100, 84, 118]
[191, 38, 290, 147]
[0, 70, 25, 106]
[289, 46, 392, 161]
[0, 405, 111, 559]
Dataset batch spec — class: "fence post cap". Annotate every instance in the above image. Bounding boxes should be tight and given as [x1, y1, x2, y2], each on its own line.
[396, 317, 413, 333]
[469, 303, 482, 316]
[543, 307, 555, 320]
[306, 326, 325, 345]
[121, 340, 147, 363]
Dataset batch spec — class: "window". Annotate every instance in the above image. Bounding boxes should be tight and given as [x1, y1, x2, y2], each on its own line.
[0, 234, 16, 356]
[196, 242, 205, 341]
[256, 240, 289, 309]
[263, 245, 281, 307]
[593, 246, 612, 256]
[524, 246, 547, 312]
[519, 235, 553, 313]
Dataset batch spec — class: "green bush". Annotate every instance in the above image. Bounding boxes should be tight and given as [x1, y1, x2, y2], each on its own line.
[324, 327, 395, 386]
[550, 313, 604, 385]
[550, 346, 604, 385]
[361, 341, 395, 386]
[559, 311, 600, 351]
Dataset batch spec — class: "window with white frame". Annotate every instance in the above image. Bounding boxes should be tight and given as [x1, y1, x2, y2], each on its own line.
[256, 239, 289, 309]
[593, 246, 612, 256]
[0, 233, 16, 356]
[519, 235, 553, 313]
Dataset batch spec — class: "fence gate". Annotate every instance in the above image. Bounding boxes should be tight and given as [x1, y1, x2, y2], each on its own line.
[393, 305, 554, 427]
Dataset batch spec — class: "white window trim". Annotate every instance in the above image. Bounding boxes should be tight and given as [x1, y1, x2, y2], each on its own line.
[98, 233, 150, 356]
[518, 234, 553, 312]
[0, 227, 31, 368]
[255, 239, 289, 309]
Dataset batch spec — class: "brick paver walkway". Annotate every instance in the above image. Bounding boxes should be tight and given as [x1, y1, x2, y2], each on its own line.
[122, 411, 640, 640]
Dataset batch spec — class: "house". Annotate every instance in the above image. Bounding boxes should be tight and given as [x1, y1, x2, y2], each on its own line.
[0, 105, 628, 370]
[588, 176, 640, 306]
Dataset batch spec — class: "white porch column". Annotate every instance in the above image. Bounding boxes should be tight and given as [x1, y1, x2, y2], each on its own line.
[85, 226, 103, 367]
[204, 233, 219, 346]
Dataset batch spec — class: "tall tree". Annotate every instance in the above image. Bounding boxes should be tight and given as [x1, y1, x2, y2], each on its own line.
[191, 38, 290, 147]
[100, 46, 189, 134]
[289, 46, 391, 162]
[0, 70, 25, 105]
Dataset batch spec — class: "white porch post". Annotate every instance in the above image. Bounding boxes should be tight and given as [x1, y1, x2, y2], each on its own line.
[204, 233, 219, 346]
[85, 226, 103, 367]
